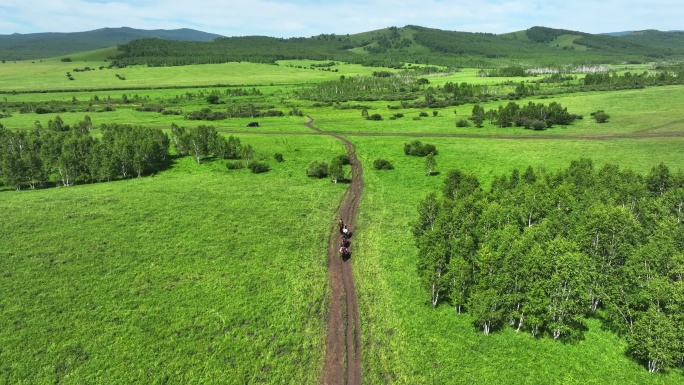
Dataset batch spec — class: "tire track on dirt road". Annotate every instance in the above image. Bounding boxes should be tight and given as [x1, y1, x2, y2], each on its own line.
[304, 117, 363, 385]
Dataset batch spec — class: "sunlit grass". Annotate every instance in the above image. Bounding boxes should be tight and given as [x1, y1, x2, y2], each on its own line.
[0, 60, 397, 92]
[2, 55, 684, 384]
[0, 134, 346, 384]
[346, 134, 684, 383]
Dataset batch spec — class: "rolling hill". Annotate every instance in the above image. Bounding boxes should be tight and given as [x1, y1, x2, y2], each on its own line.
[109, 25, 684, 68]
[0, 27, 224, 61]
[3, 25, 684, 67]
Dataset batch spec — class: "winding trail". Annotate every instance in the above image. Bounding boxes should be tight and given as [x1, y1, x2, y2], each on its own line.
[304, 117, 363, 385]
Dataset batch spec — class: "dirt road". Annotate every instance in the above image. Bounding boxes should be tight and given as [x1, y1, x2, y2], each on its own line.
[304, 117, 363, 385]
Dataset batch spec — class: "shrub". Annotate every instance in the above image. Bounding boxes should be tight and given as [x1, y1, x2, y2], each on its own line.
[306, 161, 329, 178]
[532, 120, 548, 130]
[161, 109, 182, 115]
[335, 154, 350, 165]
[249, 161, 270, 174]
[591, 110, 610, 123]
[404, 140, 438, 157]
[366, 113, 383, 121]
[274, 153, 284, 162]
[373, 158, 394, 170]
[226, 161, 244, 170]
[419, 111, 429, 117]
[456, 119, 470, 127]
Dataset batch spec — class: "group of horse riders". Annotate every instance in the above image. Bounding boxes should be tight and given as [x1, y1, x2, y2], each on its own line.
[338, 219, 352, 256]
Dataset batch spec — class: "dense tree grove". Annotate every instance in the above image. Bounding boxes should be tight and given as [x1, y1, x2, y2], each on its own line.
[0, 117, 169, 190]
[581, 70, 684, 88]
[413, 160, 684, 372]
[472, 101, 580, 129]
[108, 26, 684, 70]
[170, 123, 246, 164]
[404, 140, 437, 156]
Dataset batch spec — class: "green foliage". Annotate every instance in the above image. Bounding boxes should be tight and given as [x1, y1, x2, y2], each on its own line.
[248, 161, 270, 174]
[0, 27, 221, 61]
[442, 169, 480, 200]
[470, 105, 485, 127]
[373, 158, 394, 170]
[425, 152, 437, 176]
[413, 159, 684, 371]
[0, 118, 169, 189]
[306, 160, 328, 178]
[328, 157, 345, 183]
[404, 140, 437, 157]
[214, 135, 243, 160]
[527, 26, 573, 44]
[456, 119, 470, 127]
[480, 100, 579, 129]
[274, 153, 284, 162]
[591, 110, 611, 123]
[334, 154, 350, 165]
[226, 160, 244, 169]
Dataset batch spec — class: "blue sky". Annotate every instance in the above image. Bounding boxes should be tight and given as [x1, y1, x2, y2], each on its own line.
[0, 0, 681, 37]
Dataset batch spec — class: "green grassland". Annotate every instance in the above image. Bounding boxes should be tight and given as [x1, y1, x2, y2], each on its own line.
[551, 34, 588, 51]
[0, 134, 347, 384]
[2, 54, 684, 384]
[294, 85, 684, 138]
[349, 135, 684, 383]
[0, 58, 389, 92]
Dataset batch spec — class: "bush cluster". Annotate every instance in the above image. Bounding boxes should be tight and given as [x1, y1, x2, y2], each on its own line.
[373, 158, 394, 170]
[306, 161, 329, 178]
[404, 140, 438, 157]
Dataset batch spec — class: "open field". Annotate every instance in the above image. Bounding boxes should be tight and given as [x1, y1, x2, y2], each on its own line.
[0, 134, 347, 384]
[0, 59, 399, 92]
[2, 56, 684, 383]
[295, 85, 684, 137]
[349, 135, 684, 383]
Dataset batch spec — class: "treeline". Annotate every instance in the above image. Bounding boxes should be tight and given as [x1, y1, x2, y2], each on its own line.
[470, 101, 580, 129]
[169, 124, 269, 173]
[110, 26, 682, 69]
[112, 36, 362, 67]
[413, 160, 684, 372]
[185, 106, 286, 121]
[0, 117, 169, 190]
[295, 75, 424, 102]
[297, 66, 684, 111]
[581, 70, 684, 88]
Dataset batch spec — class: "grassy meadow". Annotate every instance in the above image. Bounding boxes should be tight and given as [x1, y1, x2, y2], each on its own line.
[2, 56, 684, 384]
[347, 135, 684, 384]
[0, 56, 393, 92]
[0, 134, 347, 384]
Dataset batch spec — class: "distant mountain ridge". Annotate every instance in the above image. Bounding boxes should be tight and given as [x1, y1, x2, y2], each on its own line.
[2, 25, 684, 64]
[0, 27, 224, 60]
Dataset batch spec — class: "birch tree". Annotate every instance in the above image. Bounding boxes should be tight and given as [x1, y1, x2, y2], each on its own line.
[328, 157, 344, 183]
[425, 152, 436, 176]
[416, 229, 449, 308]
